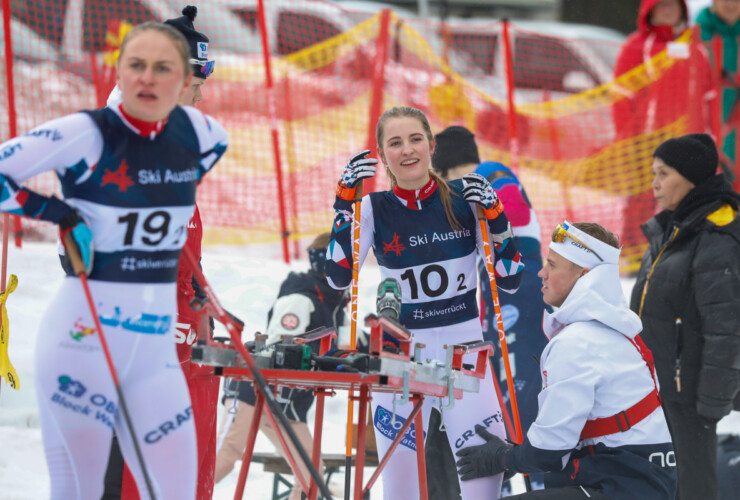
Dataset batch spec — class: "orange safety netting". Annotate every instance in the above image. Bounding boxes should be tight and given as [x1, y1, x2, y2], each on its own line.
[0, 2, 721, 272]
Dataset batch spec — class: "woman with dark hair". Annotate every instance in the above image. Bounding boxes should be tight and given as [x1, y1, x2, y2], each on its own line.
[631, 132, 740, 500]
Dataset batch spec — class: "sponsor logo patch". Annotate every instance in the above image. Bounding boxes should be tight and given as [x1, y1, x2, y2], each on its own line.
[144, 406, 193, 444]
[373, 405, 424, 451]
[70, 317, 95, 341]
[51, 375, 116, 429]
[281, 313, 299, 330]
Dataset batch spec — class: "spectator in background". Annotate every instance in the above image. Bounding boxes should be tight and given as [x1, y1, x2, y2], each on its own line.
[214, 233, 346, 500]
[613, 0, 715, 269]
[696, 0, 740, 184]
[431, 126, 549, 495]
[614, 0, 689, 138]
[631, 133, 740, 500]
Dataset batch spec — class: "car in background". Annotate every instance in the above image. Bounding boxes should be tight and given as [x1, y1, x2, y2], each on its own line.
[438, 19, 625, 158]
[443, 19, 625, 97]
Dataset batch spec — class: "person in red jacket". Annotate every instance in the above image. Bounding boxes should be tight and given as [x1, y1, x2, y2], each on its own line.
[613, 0, 714, 268]
[614, 0, 690, 138]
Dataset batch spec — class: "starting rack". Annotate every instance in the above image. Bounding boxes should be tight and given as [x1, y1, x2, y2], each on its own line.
[193, 314, 493, 500]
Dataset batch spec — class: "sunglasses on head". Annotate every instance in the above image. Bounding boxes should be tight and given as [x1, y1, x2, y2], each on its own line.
[553, 224, 604, 262]
[189, 58, 215, 78]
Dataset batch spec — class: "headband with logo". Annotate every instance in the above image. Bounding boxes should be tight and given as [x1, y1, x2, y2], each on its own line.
[548, 220, 619, 268]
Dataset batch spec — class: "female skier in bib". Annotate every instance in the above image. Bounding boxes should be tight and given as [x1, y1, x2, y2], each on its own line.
[326, 106, 524, 499]
[0, 21, 227, 499]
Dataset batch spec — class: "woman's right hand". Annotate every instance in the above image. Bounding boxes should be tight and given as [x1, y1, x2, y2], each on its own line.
[336, 150, 378, 201]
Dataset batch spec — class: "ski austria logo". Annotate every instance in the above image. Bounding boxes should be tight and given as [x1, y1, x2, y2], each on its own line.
[198, 42, 208, 59]
[281, 313, 300, 330]
[382, 233, 406, 256]
[374, 405, 424, 450]
[101, 159, 135, 193]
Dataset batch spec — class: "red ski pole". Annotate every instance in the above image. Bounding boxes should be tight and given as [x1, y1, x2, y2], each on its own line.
[62, 235, 156, 498]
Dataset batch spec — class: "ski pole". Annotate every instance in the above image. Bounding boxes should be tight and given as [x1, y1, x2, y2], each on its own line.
[488, 357, 532, 491]
[344, 179, 363, 500]
[62, 235, 156, 499]
[475, 207, 524, 445]
[180, 245, 333, 500]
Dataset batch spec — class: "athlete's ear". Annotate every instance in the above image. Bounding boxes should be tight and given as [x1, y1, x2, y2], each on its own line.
[378, 147, 387, 167]
[178, 73, 194, 101]
[579, 267, 590, 278]
[429, 137, 435, 157]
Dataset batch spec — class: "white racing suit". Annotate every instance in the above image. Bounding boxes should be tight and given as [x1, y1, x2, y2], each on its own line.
[0, 104, 227, 499]
[326, 178, 524, 499]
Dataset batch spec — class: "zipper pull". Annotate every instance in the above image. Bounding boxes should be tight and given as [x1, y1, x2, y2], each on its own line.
[674, 360, 682, 393]
[674, 318, 682, 392]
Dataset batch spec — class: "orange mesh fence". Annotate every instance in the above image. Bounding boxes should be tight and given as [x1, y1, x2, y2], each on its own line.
[0, 3, 719, 271]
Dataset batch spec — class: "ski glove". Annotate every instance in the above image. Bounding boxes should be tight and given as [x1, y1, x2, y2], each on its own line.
[455, 425, 511, 481]
[336, 150, 378, 201]
[462, 173, 504, 219]
[59, 210, 94, 276]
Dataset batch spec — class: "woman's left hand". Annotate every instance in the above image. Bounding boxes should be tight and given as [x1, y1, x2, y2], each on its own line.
[462, 173, 503, 219]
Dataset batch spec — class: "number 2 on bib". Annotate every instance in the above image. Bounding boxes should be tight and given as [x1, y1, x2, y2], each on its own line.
[400, 265, 467, 300]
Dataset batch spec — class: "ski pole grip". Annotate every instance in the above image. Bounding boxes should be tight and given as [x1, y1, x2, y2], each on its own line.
[62, 233, 87, 276]
[476, 205, 486, 221]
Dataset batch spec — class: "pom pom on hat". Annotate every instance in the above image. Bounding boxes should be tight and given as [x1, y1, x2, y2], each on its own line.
[164, 6, 211, 79]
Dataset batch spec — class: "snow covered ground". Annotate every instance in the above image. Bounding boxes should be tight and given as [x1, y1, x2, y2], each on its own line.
[0, 241, 738, 499]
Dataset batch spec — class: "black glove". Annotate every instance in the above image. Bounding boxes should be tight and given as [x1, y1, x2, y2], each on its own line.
[455, 425, 511, 481]
[462, 173, 503, 219]
[335, 150, 377, 204]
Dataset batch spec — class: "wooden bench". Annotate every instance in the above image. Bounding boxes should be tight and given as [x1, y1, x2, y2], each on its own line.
[251, 421, 379, 500]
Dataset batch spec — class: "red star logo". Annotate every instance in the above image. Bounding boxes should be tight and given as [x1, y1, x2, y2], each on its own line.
[101, 159, 135, 192]
[382, 232, 406, 256]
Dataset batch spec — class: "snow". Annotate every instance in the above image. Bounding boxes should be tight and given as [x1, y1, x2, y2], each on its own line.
[0, 241, 738, 499]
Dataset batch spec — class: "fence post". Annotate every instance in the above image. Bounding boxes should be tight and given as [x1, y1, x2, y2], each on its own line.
[1, 0, 22, 262]
[502, 19, 519, 172]
[257, 0, 290, 263]
[281, 68, 301, 260]
[364, 9, 392, 194]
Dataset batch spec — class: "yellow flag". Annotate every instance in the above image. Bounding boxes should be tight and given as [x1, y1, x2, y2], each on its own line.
[0, 275, 19, 390]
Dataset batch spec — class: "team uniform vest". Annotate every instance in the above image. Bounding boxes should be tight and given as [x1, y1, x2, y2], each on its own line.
[369, 185, 479, 329]
[69, 107, 204, 284]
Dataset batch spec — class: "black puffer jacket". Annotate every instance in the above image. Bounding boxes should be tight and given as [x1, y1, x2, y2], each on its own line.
[630, 175, 740, 420]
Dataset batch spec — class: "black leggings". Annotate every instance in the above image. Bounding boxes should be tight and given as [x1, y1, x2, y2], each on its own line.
[507, 486, 611, 499]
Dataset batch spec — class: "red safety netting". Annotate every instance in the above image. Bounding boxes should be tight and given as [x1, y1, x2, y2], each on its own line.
[0, 2, 730, 270]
